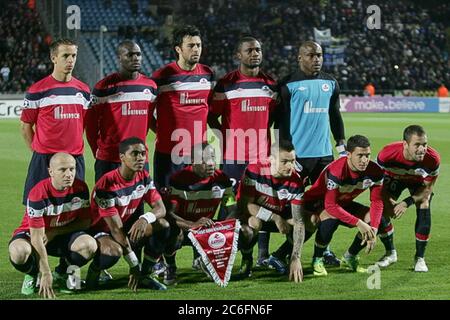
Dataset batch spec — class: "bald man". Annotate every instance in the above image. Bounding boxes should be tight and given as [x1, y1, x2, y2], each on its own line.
[9, 153, 96, 298]
[268, 41, 346, 268]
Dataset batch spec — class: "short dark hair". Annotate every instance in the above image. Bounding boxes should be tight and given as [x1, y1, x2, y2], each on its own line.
[172, 25, 201, 57]
[271, 139, 295, 155]
[119, 137, 145, 155]
[403, 125, 426, 142]
[49, 39, 77, 56]
[116, 39, 138, 56]
[299, 40, 321, 55]
[347, 135, 370, 152]
[235, 36, 260, 53]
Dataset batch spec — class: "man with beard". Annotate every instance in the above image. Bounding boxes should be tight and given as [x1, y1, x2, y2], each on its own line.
[375, 125, 440, 272]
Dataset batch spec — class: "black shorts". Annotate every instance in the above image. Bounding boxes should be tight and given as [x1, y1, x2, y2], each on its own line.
[297, 156, 333, 186]
[304, 200, 369, 227]
[23, 152, 85, 205]
[383, 176, 424, 200]
[260, 205, 293, 232]
[10, 230, 87, 257]
[153, 151, 187, 190]
[95, 159, 149, 182]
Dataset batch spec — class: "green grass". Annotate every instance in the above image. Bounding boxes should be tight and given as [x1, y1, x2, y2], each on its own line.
[1, 113, 450, 300]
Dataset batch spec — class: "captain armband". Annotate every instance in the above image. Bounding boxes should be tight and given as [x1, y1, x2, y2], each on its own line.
[256, 207, 273, 222]
[402, 196, 415, 208]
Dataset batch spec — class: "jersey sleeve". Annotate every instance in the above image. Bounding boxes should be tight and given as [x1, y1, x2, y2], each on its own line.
[26, 188, 46, 229]
[144, 179, 162, 205]
[209, 80, 226, 115]
[94, 188, 119, 218]
[21, 91, 39, 124]
[369, 184, 383, 230]
[323, 172, 359, 226]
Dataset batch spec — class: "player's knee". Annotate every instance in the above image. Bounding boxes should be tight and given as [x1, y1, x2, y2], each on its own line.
[9, 240, 32, 265]
[248, 216, 262, 231]
[100, 241, 123, 257]
[418, 199, 430, 209]
[71, 235, 98, 259]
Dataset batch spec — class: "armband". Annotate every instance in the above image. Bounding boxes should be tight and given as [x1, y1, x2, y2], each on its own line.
[256, 207, 273, 222]
[140, 211, 156, 224]
[124, 251, 139, 268]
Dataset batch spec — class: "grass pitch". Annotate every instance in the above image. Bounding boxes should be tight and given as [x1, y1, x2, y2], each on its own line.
[1, 113, 449, 300]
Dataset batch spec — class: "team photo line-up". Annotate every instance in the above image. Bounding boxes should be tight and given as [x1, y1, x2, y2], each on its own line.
[8, 24, 440, 298]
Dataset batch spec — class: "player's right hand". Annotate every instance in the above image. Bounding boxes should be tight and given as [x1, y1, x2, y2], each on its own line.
[393, 201, 408, 219]
[289, 258, 303, 283]
[39, 272, 55, 299]
[195, 217, 215, 228]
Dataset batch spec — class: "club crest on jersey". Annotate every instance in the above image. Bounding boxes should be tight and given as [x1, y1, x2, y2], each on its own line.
[278, 188, 290, 200]
[143, 88, 151, 94]
[76, 92, 84, 99]
[71, 197, 82, 210]
[208, 232, 226, 249]
[135, 184, 146, 197]
[327, 179, 338, 190]
[199, 78, 208, 84]
[322, 83, 330, 92]
[362, 179, 374, 189]
[414, 168, 428, 177]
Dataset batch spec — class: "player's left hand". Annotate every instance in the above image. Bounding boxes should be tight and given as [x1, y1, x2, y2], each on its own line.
[128, 218, 148, 243]
[128, 265, 141, 292]
[392, 201, 408, 219]
[289, 258, 303, 283]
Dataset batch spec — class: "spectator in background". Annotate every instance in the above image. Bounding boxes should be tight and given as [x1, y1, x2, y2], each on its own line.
[1, 64, 10, 82]
[364, 83, 376, 96]
[437, 83, 448, 97]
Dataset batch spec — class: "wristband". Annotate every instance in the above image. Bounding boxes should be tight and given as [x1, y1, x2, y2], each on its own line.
[336, 144, 347, 157]
[256, 207, 273, 222]
[124, 251, 139, 268]
[402, 196, 415, 207]
[140, 211, 156, 224]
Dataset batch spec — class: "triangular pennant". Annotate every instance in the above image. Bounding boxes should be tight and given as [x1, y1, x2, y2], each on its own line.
[188, 219, 240, 287]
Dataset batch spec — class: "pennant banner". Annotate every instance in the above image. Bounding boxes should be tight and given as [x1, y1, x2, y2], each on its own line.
[188, 219, 240, 287]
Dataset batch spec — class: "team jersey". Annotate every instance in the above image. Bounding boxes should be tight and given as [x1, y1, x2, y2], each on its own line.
[167, 166, 234, 221]
[377, 142, 440, 185]
[303, 157, 384, 228]
[21, 75, 91, 155]
[210, 69, 278, 162]
[87, 73, 157, 162]
[13, 178, 90, 235]
[237, 161, 304, 215]
[151, 62, 214, 155]
[276, 70, 344, 158]
[90, 168, 161, 232]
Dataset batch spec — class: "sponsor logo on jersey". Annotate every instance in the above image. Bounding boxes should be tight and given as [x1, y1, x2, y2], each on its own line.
[303, 100, 327, 113]
[54, 106, 80, 119]
[180, 92, 206, 105]
[240, 99, 267, 112]
[208, 232, 226, 249]
[121, 103, 147, 116]
[298, 86, 307, 91]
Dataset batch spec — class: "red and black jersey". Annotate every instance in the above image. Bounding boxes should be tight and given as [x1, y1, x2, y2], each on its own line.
[237, 161, 304, 215]
[151, 62, 214, 155]
[377, 141, 440, 185]
[14, 178, 90, 235]
[304, 157, 384, 229]
[90, 168, 161, 232]
[21, 75, 91, 155]
[87, 73, 157, 162]
[168, 166, 234, 221]
[210, 70, 278, 162]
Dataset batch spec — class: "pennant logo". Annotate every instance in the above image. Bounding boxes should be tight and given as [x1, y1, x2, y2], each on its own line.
[188, 219, 240, 287]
